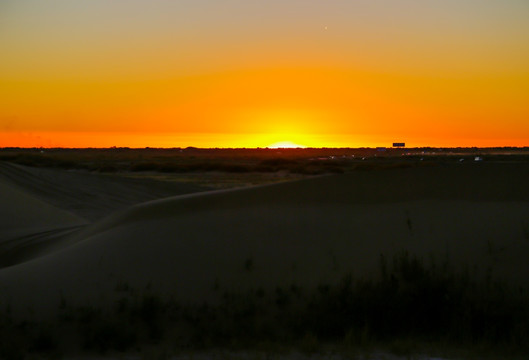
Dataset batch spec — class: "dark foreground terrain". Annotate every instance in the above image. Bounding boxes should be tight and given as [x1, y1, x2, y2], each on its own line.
[0, 147, 528, 359]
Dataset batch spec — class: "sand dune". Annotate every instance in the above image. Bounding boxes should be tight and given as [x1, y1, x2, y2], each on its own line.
[0, 162, 208, 221]
[0, 225, 85, 269]
[0, 161, 210, 269]
[1, 162, 528, 319]
[0, 177, 87, 242]
[0, 175, 88, 270]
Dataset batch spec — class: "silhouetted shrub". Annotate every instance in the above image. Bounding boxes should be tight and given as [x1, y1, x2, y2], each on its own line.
[2, 251, 529, 356]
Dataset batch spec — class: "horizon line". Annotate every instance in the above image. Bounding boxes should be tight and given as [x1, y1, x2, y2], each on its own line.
[1, 146, 528, 150]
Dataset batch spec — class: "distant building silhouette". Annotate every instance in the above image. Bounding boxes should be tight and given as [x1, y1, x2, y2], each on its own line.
[392, 142, 405, 148]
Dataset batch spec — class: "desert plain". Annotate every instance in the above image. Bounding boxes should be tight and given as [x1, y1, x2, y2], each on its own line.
[0, 148, 528, 359]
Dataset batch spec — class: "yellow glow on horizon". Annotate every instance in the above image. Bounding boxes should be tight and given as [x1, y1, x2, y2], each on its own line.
[2, 66, 527, 148]
[0, 131, 364, 149]
[3, 130, 527, 149]
[267, 141, 306, 149]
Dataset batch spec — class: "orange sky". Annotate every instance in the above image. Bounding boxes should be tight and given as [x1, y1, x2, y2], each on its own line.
[1, 1, 528, 148]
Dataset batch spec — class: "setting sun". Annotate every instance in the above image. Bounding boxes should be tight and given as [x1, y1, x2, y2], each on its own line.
[267, 141, 306, 149]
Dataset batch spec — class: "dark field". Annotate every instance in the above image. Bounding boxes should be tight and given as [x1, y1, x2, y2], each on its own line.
[1, 147, 529, 359]
[2, 147, 529, 175]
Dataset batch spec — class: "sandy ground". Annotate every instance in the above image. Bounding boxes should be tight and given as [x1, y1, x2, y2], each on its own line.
[0, 161, 528, 319]
[0, 162, 208, 221]
[0, 162, 210, 268]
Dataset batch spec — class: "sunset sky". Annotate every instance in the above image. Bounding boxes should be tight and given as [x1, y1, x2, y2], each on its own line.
[1, 0, 528, 148]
